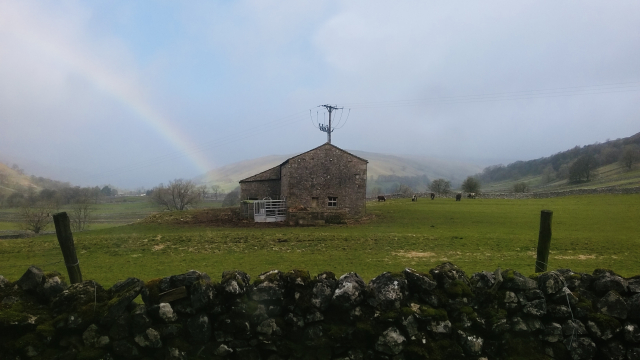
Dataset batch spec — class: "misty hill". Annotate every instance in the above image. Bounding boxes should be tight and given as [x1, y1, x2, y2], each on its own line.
[0, 161, 71, 197]
[478, 131, 640, 191]
[194, 149, 483, 193]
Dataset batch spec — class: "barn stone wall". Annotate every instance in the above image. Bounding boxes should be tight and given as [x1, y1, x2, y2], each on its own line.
[240, 180, 282, 201]
[2, 263, 640, 359]
[281, 145, 367, 217]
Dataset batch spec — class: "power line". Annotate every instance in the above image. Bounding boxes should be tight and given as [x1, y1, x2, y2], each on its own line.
[88, 80, 640, 181]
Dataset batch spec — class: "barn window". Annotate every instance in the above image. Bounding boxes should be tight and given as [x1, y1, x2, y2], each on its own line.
[328, 197, 337, 207]
[311, 197, 318, 207]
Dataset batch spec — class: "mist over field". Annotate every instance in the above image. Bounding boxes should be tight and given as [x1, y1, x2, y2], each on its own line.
[1, 1, 639, 189]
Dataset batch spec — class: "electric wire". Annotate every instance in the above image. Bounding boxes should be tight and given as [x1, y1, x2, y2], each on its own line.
[88, 80, 640, 181]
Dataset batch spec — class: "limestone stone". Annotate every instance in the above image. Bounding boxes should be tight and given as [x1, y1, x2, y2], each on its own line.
[564, 337, 596, 360]
[628, 293, 640, 320]
[134, 328, 162, 348]
[541, 322, 562, 342]
[16, 266, 44, 294]
[221, 270, 251, 296]
[375, 327, 406, 355]
[523, 299, 547, 317]
[625, 322, 640, 343]
[190, 280, 217, 311]
[563, 320, 587, 336]
[457, 330, 483, 356]
[597, 291, 629, 319]
[593, 270, 628, 295]
[367, 272, 408, 310]
[599, 340, 626, 360]
[187, 313, 211, 344]
[332, 272, 366, 309]
[538, 271, 565, 295]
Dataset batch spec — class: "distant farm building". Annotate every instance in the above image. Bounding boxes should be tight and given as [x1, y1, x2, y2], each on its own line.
[239, 143, 368, 223]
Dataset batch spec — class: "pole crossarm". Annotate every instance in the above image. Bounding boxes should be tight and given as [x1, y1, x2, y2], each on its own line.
[317, 104, 343, 144]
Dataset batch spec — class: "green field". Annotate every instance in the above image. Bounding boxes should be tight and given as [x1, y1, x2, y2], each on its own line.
[0, 196, 222, 231]
[1, 194, 639, 288]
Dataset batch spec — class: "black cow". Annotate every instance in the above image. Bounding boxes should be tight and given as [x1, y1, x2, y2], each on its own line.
[412, 195, 417, 202]
[377, 195, 386, 202]
[430, 192, 435, 200]
[455, 193, 462, 201]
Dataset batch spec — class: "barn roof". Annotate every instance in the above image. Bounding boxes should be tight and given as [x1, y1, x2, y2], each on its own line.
[239, 143, 368, 183]
[281, 143, 368, 165]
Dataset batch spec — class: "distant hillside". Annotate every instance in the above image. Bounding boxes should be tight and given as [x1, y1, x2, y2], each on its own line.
[478, 131, 640, 192]
[0, 161, 71, 197]
[194, 149, 482, 193]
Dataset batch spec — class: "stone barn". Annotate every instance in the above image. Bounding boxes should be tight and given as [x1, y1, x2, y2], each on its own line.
[239, 143, 368, 222]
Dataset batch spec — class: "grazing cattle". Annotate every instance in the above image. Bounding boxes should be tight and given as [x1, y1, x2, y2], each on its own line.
[455, 193, 462, 201]
[467, 193, 476, 199]
[430, 192, 435, 200]
[377, 195, 386, 202]
[412, 195, 417, 202]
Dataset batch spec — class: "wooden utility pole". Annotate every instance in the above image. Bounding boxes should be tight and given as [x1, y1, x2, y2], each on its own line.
[318, 104, 343, 144]
[53, 212, 83, 284]
[535, 210, 553, 273]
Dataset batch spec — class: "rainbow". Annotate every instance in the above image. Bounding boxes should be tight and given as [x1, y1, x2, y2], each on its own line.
[3, 4, 214, 180]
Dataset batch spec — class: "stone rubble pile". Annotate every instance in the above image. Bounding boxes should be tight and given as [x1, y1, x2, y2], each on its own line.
[1, 263, 640, 360]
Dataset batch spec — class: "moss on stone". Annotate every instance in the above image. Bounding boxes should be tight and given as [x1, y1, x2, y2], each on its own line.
[459, 306, 478, 321]
[502, 337, 549, 360]
[284, 269, 311, 285]
[166, 337, 192, 352]
[419, 305, 448, 321]
[404, 344, 429, 359]
[503, 269, 516, 281]
[35, 321, 56, 338]
[76, 348, 107, 360]
[445, 280, 472, 298]
[380, 307, 415, 321]
[0, 301, 51, 327]
[355, 320, 375, 335]
[14, 333, 41, 349]
[587, 313, 621, 330]
[144, 278, 161, 304]
[325, 323, 350, 339]
[481, 307, 507, 327]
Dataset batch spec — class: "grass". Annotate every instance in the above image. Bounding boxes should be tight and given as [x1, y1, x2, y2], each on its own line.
[0, 197, 223, 231]
[484, 163, 640, 192]
[0, 194, 639, 288]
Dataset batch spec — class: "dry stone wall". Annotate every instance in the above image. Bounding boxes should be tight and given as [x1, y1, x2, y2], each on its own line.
[368, 187, 640, 201]
[2, 263, 640, 360]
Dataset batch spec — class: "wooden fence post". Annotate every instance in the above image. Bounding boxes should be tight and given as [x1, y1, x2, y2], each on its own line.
[535, 210, 553, 273]
[52, 212, 83, 284]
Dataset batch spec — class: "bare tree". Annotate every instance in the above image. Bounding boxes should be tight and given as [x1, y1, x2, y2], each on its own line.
[461, 176, 481, 193]
[621, 145, 640, 170]
[397, 184, 413, 197]
[70, 194, 93, 231]
[151, 179, 202, 211]
[541, 165, 556, 184]
[20, 202, 53, 234]
[429, 179, 451, 195]
[210, 185, 221, 200]
[513, 182, 529, 193]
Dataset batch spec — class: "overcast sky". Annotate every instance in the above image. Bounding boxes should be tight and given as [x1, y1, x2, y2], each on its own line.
[1, 1, 639, 189]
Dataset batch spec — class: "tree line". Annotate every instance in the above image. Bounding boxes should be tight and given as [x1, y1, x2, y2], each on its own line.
[478, 132, 640, 185]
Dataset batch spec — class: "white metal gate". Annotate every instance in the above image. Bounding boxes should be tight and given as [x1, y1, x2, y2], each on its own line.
[253, 200, 286, 222]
